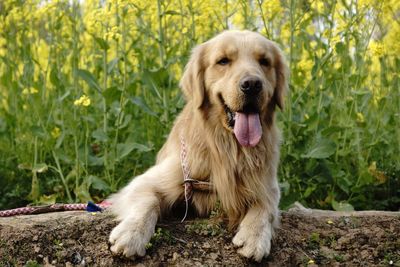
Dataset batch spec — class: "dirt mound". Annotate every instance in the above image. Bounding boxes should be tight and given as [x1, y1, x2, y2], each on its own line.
[0, 207, 399, 266]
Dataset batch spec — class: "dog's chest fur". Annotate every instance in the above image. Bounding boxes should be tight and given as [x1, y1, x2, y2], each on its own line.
[187, 123, 277, 224]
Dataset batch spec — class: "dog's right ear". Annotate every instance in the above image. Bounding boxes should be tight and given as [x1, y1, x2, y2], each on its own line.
[180, 44, 207, 109]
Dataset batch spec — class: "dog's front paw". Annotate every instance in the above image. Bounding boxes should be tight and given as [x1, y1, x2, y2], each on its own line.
[232, 223, 272, 262]
[109, 219, 154, 259]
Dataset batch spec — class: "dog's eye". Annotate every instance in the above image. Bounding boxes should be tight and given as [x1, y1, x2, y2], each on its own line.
[217, 57, 230, 65]
[259, 58, 270, 67]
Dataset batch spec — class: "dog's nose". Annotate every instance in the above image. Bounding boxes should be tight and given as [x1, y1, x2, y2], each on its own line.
[240, 77, 262, 95]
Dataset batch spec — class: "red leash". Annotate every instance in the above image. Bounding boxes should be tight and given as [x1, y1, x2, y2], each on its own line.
[0, 201, 111, 217]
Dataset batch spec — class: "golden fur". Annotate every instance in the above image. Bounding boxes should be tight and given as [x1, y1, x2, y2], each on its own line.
[109, 30, 289, 262]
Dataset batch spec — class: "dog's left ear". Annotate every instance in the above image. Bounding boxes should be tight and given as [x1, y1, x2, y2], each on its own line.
[180, 44, 207, 109]
[273, 46, 289, 110]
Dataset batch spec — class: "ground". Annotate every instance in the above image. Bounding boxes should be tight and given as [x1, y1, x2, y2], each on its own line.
[0, 206, 399, 266]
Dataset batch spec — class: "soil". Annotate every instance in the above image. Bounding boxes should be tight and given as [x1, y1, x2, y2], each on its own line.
[0, 206, 399, 266]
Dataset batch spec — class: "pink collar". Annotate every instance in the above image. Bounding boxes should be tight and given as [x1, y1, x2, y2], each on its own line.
[179, 133, 213, 221]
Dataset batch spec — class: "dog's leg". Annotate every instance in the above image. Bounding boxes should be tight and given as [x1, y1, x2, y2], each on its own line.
[232, 186, 280, 262]
[109, 156, 181, 259]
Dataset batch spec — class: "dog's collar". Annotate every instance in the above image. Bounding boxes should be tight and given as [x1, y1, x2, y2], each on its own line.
[179, 132, 213, 222]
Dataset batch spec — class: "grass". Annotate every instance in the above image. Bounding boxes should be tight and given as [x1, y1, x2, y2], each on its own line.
[0, 0, 399, 211]
[146, 227, 175, 250]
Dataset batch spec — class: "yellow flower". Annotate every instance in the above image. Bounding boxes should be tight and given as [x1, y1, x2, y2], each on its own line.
[306, 24, 316, 35]
[262, 0, 282, 17]
[310, 41, 318, 49]
[311, 1, 325, 13]
[0, 37, 6, 57]
[331, 35, 341, 46]
[104, 26, 122, 40]
[51, 127, 61, 139]
[356, 112, 365, 123]
[368, 161, 387, 184]
[74, 95, 91, 107]
[334, 61, 341, 69]
[358, 0, 377, 8]
[298, 58, 313, 72]
[382, 23, 400, 56]
[369, 41, 385, 57]
[372, 94, 380, 107]
[368, 161, 377, 173]
[22, 87, 39, 95]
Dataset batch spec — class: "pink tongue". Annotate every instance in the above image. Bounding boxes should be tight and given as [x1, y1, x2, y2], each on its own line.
[233, 112, 262, 147]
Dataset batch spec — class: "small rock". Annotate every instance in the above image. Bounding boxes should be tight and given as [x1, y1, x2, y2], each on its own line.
[210, 253, 218, 260]
[34, 245, 40, 253]
[43, 257, 52, 267]
[172, 252, 179, 261]
[360, 250, 370, 259]
[203, 242, 211, 249]
[159, 253, 165, 261]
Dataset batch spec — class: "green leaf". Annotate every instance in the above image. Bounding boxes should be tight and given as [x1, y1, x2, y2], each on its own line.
[92, 128, 108, 142]
[302, 139, 336, 159]
[18, 163, 32, 170]
[88, 175, 110, 191]
[116, 143, 137, 161]
[117, 114, 132, 129]
[32, 163, 48, 173]
[58, 90, 70, 102]
[334, 42, 346, 55]
[88, 155, 104, 166]
[74, 186, 92, 203]
[162, 10, 181, 16]
[39, 194, 57, 205]
[102, 86, 121, 105]
[28, 172, 40, 201]
[50, 67, 60, 87]
[116, 142, 153, 161]
[54, 149, 72, 164]
[76, 69, 102, 93]
[131, 97, 157, 116]
[336, 173, 352, 194]
[93, 36, 109, 50]
[31, 125, 47, 138]
[107, 58, 119, 74]
[304, 184, 317, 198]
[332, 200, 354, 212]
[130, 143, 154, 152]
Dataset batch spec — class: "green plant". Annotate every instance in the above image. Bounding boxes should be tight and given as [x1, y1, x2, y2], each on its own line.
[0, 0, 398, 211]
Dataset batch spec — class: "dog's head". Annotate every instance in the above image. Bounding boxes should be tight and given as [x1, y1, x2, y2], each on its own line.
[180, 30, 288, 147]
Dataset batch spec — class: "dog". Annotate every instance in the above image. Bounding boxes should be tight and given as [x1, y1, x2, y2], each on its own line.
[109, 30, 288, 262]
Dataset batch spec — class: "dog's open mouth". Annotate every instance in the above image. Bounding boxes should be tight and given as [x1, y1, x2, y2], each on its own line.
[221, 96, 262, 147]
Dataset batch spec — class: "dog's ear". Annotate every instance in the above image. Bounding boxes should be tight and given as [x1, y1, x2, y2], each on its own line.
[273, 46, 289, 110]
[180, 44, 207, 109]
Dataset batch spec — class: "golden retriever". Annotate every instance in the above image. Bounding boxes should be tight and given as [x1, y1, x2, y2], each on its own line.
[109, 30, 288, 262]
